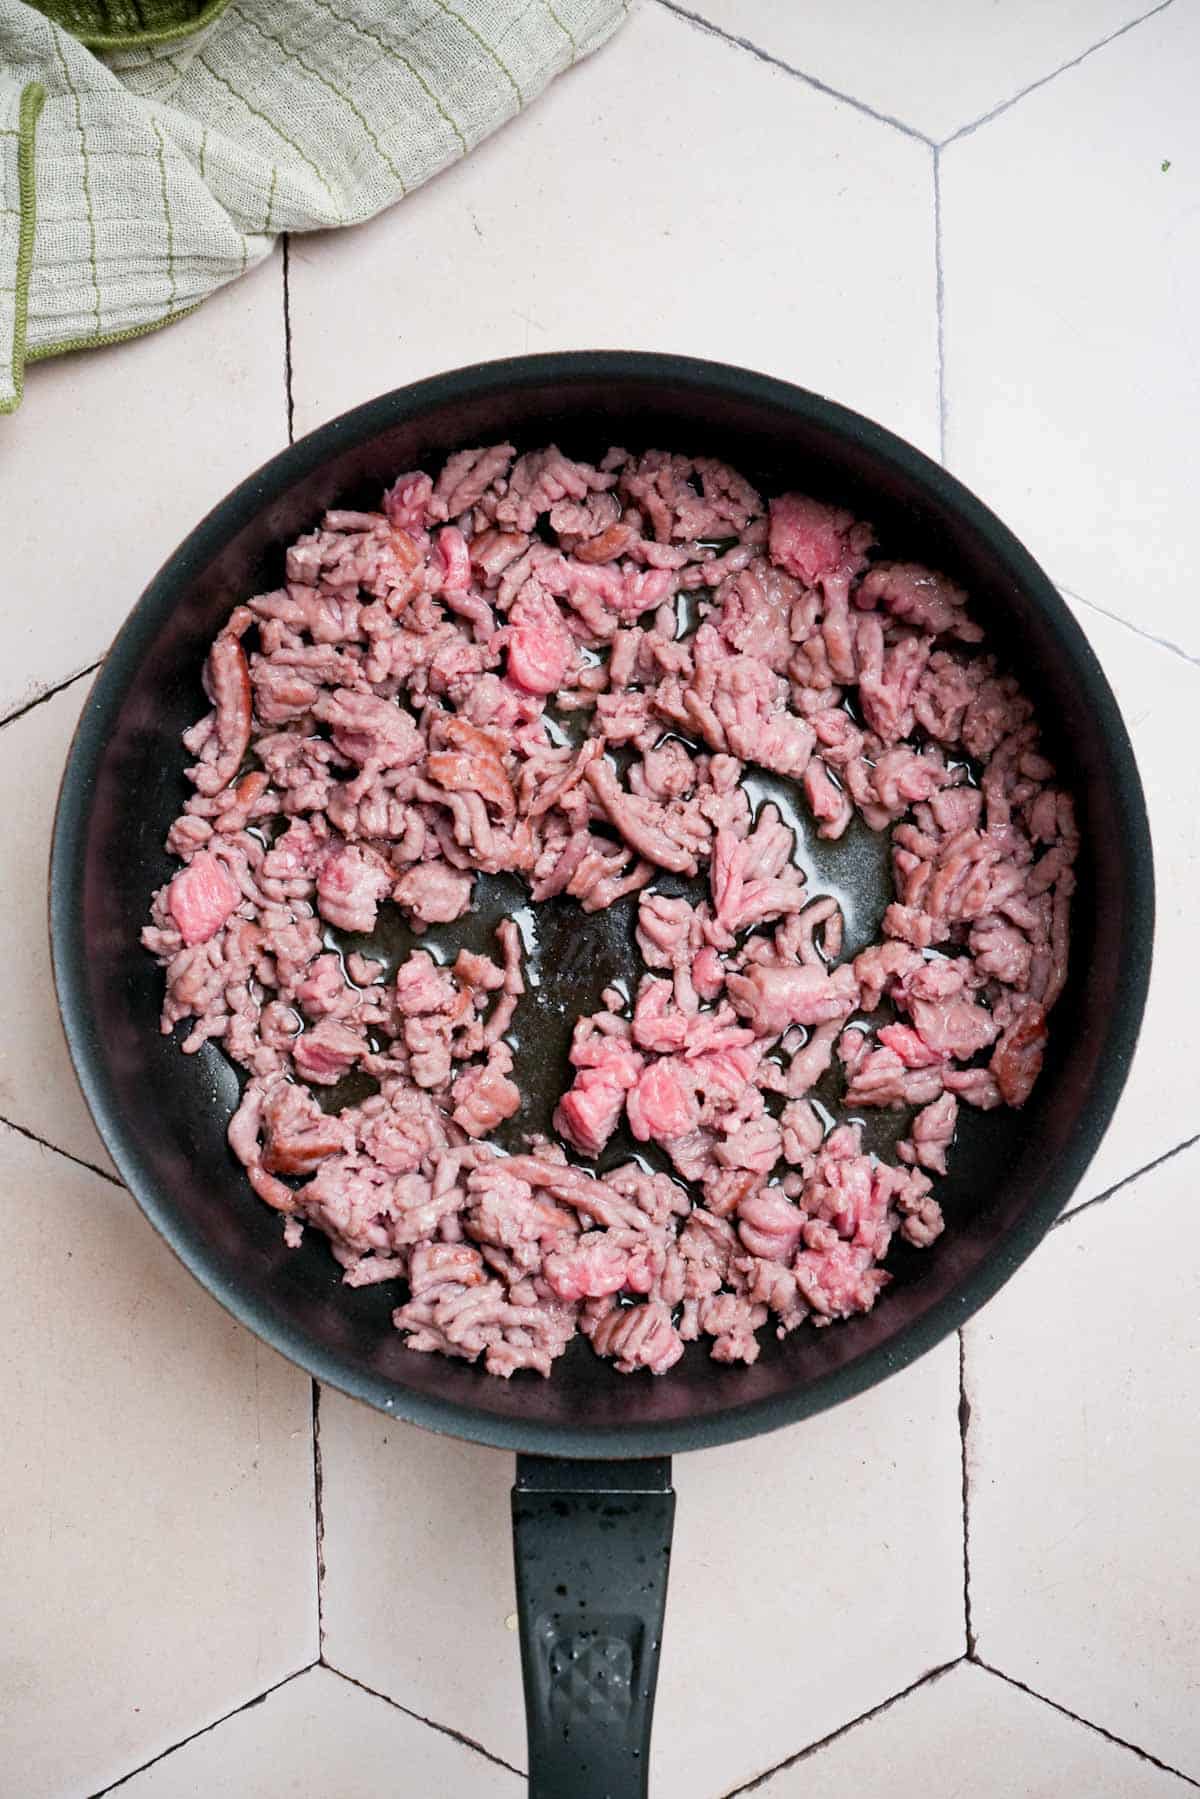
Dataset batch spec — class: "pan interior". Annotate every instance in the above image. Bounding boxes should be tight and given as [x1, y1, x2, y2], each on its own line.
[54, 356, 1151, 1455]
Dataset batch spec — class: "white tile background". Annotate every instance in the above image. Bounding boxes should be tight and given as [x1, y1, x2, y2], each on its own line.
[3, 3, 1197, 1795]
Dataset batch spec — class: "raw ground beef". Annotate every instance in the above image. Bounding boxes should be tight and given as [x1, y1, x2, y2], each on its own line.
[143, 443, 1078, 1378]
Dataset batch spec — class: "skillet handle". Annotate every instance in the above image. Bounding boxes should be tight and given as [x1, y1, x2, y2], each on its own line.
[512, 1454, 675, 1799]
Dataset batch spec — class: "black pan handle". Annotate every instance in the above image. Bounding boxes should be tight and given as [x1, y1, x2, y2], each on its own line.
[512, 1454, 675, 1798]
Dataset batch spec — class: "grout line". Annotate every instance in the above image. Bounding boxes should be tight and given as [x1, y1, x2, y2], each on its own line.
[312, 1378, 326, 1655]
[973, 1660, 1200, 1790]
[90, 1663, 318, 1794]
[282, 234, 295, 445]
[721, 1659, 965, 1795]
[0, 1111, 124, 1189]
[940, 0, 1177, 146]
[932, 145, 946, 465]
[957, 1330, 976, 1657]
[321, 1662, 525, 1778]
[1060, 583, 1200, 672]
[1055, 1132, 1199, 1232]
[653, 0, 935, 145]
[0, 658, 102, 733]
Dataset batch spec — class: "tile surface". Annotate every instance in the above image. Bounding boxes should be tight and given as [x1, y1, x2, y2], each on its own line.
[965, 1143, 1200, 1779]
[685, 0, 1150, 142]
[1058, 598, 1200, 1209]
[0, 1123, 317, 1799]
[7, 2, 1200, 1793]
[941, 5, 1200, 657]
[288, 2, 940, 457]
[319, 1341, 963, 1798]
[116, 1665, 520, 1798]
[0, 671, 115, 1173]
[0, 250, 286, 722]
[756, 1660, 1190, 1797]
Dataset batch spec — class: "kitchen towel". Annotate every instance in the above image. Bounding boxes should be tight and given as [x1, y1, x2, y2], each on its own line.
[1, 0, 627, 410]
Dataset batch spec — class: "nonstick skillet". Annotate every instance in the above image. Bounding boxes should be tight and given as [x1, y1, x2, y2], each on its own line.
[50, 353, 1153, 1797]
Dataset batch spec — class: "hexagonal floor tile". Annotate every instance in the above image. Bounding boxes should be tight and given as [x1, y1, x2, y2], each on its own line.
[288, 1, 939, 458]
[941, 3, 1200, 657]
[1058, 598, 1200, 1211]
[964, 1141, 1200, 1780]
[0, 248, 286, 723]
[678, 0, 1152, 143]
[319, 1338, 962, 1799]
[754, 1660, 1190, 1797]
[115, 1665, 520, 1798]
[0, 670, 115, 1172]
[0, 1123, 317, 1799]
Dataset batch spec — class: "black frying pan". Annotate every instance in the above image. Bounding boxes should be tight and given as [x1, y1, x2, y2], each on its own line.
[50, 354, 1153, 1797]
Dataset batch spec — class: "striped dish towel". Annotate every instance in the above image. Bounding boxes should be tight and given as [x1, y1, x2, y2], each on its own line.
[0, 0, 627, 411]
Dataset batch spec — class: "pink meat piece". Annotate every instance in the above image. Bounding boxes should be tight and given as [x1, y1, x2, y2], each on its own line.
[857, 562, 982, 641]
[792, 1233, 887, 1320]
[899, 1092, 958, 1175]
[585, 1299, 684, 1375]
[781, 1019, 840, 1098]
[627, 1060, 702, 1144]
[726, 961, 859, 1037]
[944, 1067, 1003, 1110]
[768, 493, 863, 585]
[543, 1236, 632, 1303]
[970, 918, 1033, 987]
[393, 863, 475, 926]
[553, 1070, 628, 1159]
[383, 471, 434, 534]
[699, 1290, 768, 1365]
[465, 1162, 578, 1256]
[853, 941, 923, 1011]
[709, 814, 806, 934]
[855, 624, 932, 748]
[620, 451, 761, 544]
[714, 1108, 782, 1178]
[433, 525, 471, 593]
[293, 1018, 366, 1085]
[877, 1023, 944, 1069]
[737, 1187, 805, 1261]
[780, 1096, 825, 1164]
[713, 557, 799, 671]
[630, 979, 693, 1055]
[450, 1050, 521, 1138]
[507, 586, 574, 695]
[805, 1151, 892, 1252]
[844, 1047, 946, 1110]
[395, 949, 458, 1017]
[585, 757, 703, 876]
[430, 443, 515, 521]
[803, 759, 854, 840]
[863, 744, 950, 816]
[166, 851, 241, 946]
[636, 891, 700, 971]
[313, 688, 423, 768]
[408, 1241, 486, 1296]
[692, 946, 725, 1001]
[555, 1033, 644, 1159]
[491, 446, 609, 533]
[317, 843, 394, 934]
[909, 992, 998, 1061]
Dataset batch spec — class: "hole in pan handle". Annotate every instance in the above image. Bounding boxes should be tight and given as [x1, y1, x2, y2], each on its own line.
[512, 1454, 676, 1798]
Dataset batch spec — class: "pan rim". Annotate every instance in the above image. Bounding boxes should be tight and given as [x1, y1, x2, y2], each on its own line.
[48, 350, 1155, 1458]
